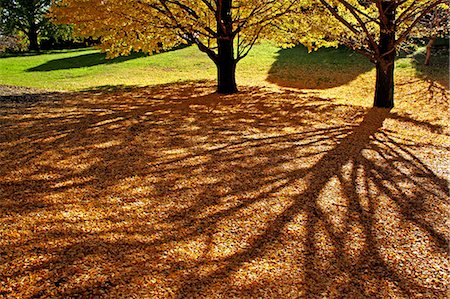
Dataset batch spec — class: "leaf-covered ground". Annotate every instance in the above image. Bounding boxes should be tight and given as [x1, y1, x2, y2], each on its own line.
[0, 79, 449, 298]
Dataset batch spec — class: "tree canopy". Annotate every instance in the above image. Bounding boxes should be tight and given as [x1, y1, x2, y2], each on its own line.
[53, 0, 300, 93]
[305, 0, 446, 62]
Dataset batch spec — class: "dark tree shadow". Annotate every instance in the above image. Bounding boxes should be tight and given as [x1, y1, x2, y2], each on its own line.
[0, 85, 57, 104]
[0, 81, 448, 298]
[0, 48, 93, 58]
[266, 45, 373, 89]
[25, 44, 191, 72]
[26, 51, 148, 72]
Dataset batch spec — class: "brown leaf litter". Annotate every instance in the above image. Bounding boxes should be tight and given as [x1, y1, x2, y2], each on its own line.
[0, 81, 449, 298]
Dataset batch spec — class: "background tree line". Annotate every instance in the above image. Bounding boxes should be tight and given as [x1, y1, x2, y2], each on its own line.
[0, 0, 96, 52]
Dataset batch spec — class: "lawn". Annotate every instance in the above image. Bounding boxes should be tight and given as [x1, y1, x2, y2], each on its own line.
[0, 45, 449, 298]
[0, 46, 217, 91]
[2, 43, 448, 106]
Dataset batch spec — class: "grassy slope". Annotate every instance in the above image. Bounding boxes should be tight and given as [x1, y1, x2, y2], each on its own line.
[0, 43, 448, 107]
[0, 47, 217, 91]
[0, 44, 281, 91]
[0, 44, 371, 90]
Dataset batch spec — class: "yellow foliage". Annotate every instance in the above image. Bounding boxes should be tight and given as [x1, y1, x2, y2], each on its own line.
[278, 0, 445, 62]
[51, 0, 303, 59]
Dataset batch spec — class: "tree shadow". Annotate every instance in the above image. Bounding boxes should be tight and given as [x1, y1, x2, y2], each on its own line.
[395, 49, 449, 110]
[0, 81, 448, 298]
[410, 47, 449, 89]
[266, 45, 373, 89]
[26, 51, 148, 72]
[25, 44, 191, 72]
[0, 48, 93, 58]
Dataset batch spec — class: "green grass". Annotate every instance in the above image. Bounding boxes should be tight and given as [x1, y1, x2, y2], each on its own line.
[0, 46, 218, 91]
[0, 43, 360, 91]
[1, 45, 282, 91]
[0, 43, 448, 92]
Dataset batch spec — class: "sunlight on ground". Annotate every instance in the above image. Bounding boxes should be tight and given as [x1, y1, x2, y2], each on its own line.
[0, 79, 448, 298]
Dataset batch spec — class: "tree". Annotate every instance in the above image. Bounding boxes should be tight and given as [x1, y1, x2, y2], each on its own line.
[52, 0, 299, 94]
[414, 5, 449, 66]
[0, 0, 52, 51]
[295, 0, 446, 108]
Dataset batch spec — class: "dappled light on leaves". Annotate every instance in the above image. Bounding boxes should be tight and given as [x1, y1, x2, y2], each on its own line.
[0, 81, 448, 298]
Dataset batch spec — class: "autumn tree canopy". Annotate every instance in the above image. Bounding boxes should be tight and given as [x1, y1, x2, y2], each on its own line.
[52, 0, 300, 94]
[290, 0, 447, 108]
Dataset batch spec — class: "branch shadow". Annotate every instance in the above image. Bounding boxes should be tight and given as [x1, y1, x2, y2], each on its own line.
[394, 49, 449, 116]
[408, 48, 449, 104]
[0, 81, 448, 298]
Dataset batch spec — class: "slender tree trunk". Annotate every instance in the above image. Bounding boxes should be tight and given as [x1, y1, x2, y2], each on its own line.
[373, 1, 396, 108]
[425, 35, 436, 66]
[216, 0, 237, 94]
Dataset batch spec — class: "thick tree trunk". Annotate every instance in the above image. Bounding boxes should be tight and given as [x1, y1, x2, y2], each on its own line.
[373, 1, 396, 108]
[425, 36, 436, 66]
[28, 24, 40, 52]
[217, 39, 237, 94]
[374, 62, 394, 108]
[216, 0, 237, 94]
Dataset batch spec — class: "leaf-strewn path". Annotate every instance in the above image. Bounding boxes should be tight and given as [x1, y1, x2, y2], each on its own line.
[1, 82, 448, 298]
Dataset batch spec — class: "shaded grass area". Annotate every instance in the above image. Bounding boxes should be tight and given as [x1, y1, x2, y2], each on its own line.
[266, 45, 449, 108]
[0, 81, 448, 298]
[0, 48, 93, 58]
[27, 52, 148, 72]
[411, 47, 449, 87]
[267, 46, 373, 89]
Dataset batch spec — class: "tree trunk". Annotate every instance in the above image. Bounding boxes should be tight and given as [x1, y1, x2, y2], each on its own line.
[216, 0, 237, 94]
[374, 62, 394, 108]
[28, 24, 40, 52]
[425, 35, 436, 66]
[217, 39, 237, 94]
[373, 1, 396, 108]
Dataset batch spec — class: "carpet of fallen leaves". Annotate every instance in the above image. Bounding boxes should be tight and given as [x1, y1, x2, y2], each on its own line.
[0, 79, 449, 298]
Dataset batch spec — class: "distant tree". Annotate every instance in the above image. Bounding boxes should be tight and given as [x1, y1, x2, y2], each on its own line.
[0, 0, 51, 51]
[413, 5, 449, 66]
[39, 23, 87, 50]
[52, 0, 299, 94]
[292, 0, 446, 108]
